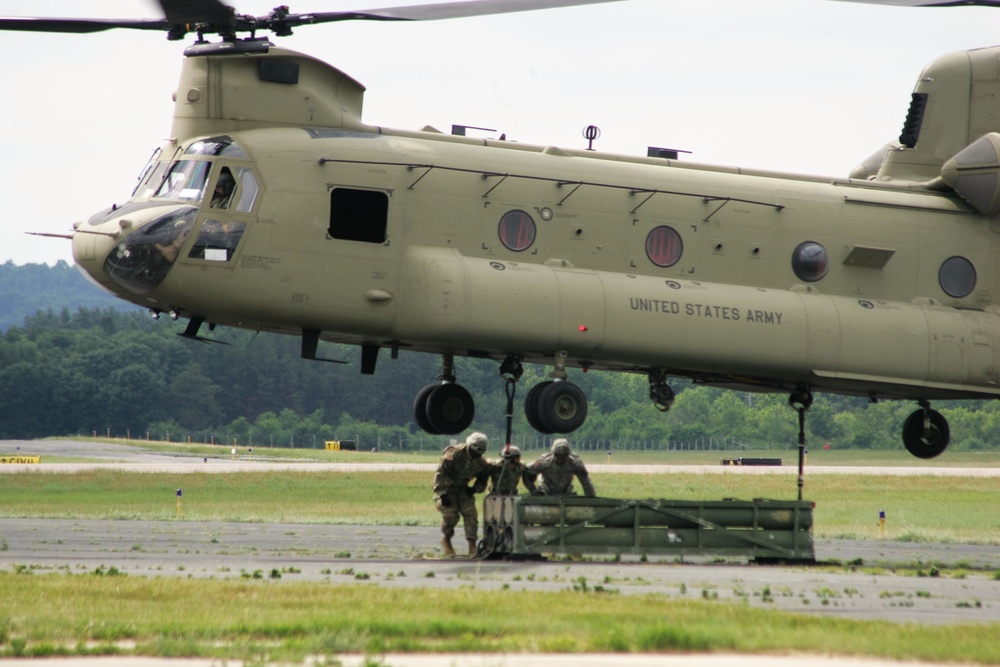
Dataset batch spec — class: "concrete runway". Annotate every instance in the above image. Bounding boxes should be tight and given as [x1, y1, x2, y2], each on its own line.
[2, 439, 999, 666]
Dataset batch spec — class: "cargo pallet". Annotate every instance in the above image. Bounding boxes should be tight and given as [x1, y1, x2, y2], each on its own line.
[481, 495, 814, 562]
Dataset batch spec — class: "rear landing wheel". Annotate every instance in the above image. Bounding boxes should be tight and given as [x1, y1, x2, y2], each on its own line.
[902, 407, 950, 459]
[524, 381, 554, 433]
[533, 380, 588, 434]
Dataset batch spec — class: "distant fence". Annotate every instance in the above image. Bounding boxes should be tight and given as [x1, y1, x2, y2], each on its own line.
[368, 435, 757, 453]
[395, 435, 756, 453]
[84, 430, 763, 453]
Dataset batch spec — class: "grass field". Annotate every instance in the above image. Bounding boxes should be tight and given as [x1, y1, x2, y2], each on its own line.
[1, 468, 998, 543]
[2, 440, 1000, 663]
[3, 574, 1000, 664]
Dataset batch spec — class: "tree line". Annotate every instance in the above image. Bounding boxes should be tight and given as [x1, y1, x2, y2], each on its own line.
[2, 306, 1000, 452]
[0, 260, 135, 332]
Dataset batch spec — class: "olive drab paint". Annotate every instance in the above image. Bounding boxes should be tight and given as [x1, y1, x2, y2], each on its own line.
[63, 32, 1000, 459]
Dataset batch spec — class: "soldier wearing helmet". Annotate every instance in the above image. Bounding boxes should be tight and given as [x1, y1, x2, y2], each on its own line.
[527, 438, 596, 497]
[433, 431, 490, 557]
[486, 444, 534, 496]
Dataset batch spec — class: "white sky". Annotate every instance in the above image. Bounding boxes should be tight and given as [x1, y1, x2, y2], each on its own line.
[1, 0, 997, 265]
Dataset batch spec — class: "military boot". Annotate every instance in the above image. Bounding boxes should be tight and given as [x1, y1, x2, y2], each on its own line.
[467, 538, 478, 557]
[441, 536, 455, 557]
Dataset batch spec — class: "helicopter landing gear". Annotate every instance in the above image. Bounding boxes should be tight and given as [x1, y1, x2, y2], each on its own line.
[648, 370, 675, 412]
[413, 354, 475, 436]
[902, 401, 950, 459]
[524, 380, 588, 434]
[523, 352, 588, 434]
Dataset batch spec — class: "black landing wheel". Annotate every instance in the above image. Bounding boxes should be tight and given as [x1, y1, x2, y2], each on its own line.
[423, 383, 475, 435]
[902, 408, 950, 459]
[532, 380, 588, 434]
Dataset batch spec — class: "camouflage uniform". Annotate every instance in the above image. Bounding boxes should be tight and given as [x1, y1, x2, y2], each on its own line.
[433, 432, 489, 556]
[528, 439, 596, 497]
[486, 445, 534, 495]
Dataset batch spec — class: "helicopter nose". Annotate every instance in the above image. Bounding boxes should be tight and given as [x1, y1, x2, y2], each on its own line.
[77, 204, 198, 296]
[72, 217, 129, 291]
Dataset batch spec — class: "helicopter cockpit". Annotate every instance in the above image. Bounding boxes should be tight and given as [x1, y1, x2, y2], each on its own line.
[98, 136, 259, 295]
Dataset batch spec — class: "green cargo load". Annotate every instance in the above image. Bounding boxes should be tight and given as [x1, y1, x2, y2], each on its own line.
[481, 495, 814, 563]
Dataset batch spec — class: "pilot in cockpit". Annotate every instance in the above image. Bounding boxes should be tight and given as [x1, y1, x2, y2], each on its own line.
[211, 169, 236, 209]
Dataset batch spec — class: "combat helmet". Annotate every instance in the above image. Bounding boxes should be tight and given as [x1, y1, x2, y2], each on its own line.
[551, 438, 570, 457]
[466, 431, 488, 454]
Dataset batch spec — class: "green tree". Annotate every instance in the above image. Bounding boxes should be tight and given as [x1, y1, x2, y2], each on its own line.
[164, 365, 223, 431]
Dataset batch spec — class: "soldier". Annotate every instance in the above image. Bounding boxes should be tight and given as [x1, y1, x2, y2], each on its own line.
[486, 445, 534, 496]
[528, 438, 596, 497]
[433, 431, 490, 557]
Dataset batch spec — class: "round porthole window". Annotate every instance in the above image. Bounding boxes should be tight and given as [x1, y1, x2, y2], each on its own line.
[645, 225, 683, 267]
[939, 256, 976, 298]
[498, 210, 536, 252]
[791, 241, 829, 282]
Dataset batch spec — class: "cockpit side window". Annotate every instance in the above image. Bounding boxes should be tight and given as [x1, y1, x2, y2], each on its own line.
[207, 165, 259, 212]
[188, 220, 247, 263]
[211, 167, 237, 209]
[155, 160, 210, 203]
[233, 167, 259, 212]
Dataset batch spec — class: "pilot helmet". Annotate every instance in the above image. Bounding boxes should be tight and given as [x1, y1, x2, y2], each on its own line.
[216, 170, 235, 191]
[502, 445, 521, 459]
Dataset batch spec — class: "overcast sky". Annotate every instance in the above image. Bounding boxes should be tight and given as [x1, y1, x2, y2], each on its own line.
[1, 0, 997, 265]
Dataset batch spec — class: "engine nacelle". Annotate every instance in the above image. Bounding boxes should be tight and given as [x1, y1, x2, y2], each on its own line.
[941, 132, 1000, 216]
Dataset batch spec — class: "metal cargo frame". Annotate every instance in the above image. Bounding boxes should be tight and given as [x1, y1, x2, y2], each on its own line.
[482, 495, 814, 562]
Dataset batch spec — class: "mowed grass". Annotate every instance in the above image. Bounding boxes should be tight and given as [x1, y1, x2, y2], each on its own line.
[0, 470, 430, 525]
[3, 454, 1000, 663]
[3, 573, 1000, 664]
[1, 469, 998, 542]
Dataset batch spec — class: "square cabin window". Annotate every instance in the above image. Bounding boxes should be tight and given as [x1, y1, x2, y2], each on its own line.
[329, 188, 388, 244]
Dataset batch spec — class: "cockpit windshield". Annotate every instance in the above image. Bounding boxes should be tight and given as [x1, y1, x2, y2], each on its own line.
[154, 160, 210, 203]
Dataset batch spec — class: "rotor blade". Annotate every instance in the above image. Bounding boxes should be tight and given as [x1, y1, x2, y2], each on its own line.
[0, 17, 170, 34]
[832, 0, 1000, 6]
[301, 0, 628, 24]
[157, 0, 235, 25]
[0, 1, 234, 37]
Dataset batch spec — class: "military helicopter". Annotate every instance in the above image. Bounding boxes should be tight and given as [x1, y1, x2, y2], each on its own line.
[4, 0, 1000, 458]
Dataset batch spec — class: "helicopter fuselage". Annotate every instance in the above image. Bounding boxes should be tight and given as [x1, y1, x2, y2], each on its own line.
[72, 45, 1000, 456]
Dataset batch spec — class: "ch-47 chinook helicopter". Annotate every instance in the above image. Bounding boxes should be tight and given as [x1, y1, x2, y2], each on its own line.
[5, 0, 1000, 459]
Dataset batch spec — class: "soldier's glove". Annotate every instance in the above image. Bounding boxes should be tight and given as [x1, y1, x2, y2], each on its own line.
[440, 494, 453, 508]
